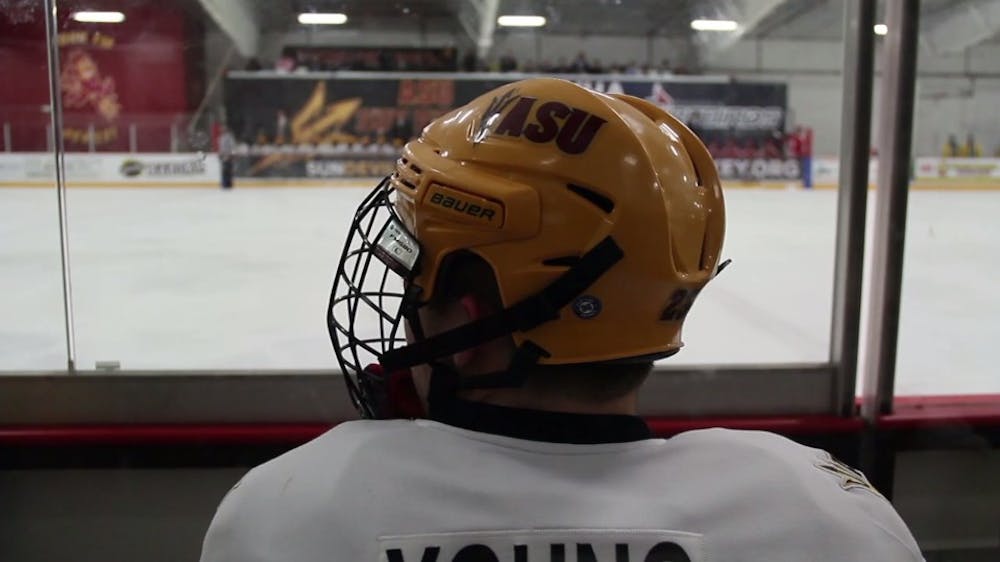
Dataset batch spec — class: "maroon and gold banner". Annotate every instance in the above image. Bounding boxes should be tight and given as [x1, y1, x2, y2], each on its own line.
[58, 30, 122, 147]
[0, 5, 194, 152]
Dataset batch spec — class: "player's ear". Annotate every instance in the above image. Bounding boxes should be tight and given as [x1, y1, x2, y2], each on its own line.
[453, 294, 488, 368]
[458, 294, 488, 322]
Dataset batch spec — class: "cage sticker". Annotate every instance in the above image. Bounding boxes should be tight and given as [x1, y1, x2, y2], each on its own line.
[375, 219, 420, 274]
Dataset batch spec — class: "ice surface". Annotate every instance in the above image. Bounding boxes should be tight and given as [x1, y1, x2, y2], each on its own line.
[1, 184, 997, 396]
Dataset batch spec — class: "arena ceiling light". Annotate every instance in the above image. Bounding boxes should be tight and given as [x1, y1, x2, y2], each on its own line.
[298, 13, 348, 25]
[690, 19, 739, 32]
[70, 11, 125, 23]
[874, 24, 888, 35]
[497, 15, 547, 27]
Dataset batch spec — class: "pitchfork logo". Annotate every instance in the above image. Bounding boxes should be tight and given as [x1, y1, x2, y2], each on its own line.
[472, 89, 608, 155]
[473, 88, 520, 144]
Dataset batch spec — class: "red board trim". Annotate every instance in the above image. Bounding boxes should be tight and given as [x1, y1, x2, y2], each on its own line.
[1, 395, 997, 445]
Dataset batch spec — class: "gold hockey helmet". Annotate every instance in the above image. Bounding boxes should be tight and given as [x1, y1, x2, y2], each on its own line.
[329, 78, 726, 417]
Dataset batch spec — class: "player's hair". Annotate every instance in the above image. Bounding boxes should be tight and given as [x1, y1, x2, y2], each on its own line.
[429, 252, 652, 402]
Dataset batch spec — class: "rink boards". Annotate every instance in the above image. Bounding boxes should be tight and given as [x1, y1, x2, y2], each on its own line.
[1, 184, 998, 397]
[1, 153, 999, 190]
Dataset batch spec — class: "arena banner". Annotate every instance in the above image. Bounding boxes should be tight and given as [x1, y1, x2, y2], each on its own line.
[811, 156, 880, 187]
[714, 157, 802, 182]
[914, 157, 1000, 180]
[0, 153, 219, 186]
[224, 73, 789, 180]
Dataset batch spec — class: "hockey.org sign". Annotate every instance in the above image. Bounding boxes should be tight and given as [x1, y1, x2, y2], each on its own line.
[714, 157, 802, 181]
[380, 530, 704, 562]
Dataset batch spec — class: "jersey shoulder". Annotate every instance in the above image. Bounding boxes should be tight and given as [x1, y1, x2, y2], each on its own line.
[199, 419, 420, 562]
[672, 428, 924, 560]
[226, 418, 417, 494]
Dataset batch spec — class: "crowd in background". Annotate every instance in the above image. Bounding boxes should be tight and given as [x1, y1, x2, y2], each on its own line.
[245, 47, 687, 75]
[464, 51, 688, 75]
[236, 45, 818, 165]
[940, 133, 1000, 157]
[690, 122, 814, 160]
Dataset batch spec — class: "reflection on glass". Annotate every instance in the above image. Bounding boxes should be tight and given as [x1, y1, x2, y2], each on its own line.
[0, 5, 66, 369]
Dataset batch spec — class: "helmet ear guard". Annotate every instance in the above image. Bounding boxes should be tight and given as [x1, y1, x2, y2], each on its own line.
[379, 236, 625, 373]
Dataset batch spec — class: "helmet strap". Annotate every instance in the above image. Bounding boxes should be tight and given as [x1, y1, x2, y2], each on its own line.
[425, 340, 548, 420]
[379, 236, 624, 373]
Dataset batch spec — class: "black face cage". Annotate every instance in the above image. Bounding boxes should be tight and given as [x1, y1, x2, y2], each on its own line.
[328, 177, 422, 418]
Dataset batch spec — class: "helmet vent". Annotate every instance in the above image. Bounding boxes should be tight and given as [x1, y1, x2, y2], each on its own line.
[698, 227, 711, 271]
[542, 255, 580, 267]
[566, 183, 614, 214]
[409, 163, 423, 174]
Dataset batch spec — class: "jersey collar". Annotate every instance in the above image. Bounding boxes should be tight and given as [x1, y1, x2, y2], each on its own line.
[430, 398, 651, 444]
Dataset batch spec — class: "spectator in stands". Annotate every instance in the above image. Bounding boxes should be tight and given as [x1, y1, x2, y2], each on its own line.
[569, 51, 589, 73]
[499, 51, 518, 72]
[960, 133, 982, 157]
[686, 111, 706, 141]
[218, 125, 235, 190]
[719, 136, 739, 158]
[786, 126, 803, 160]
[788, 125, 814, 188]
[624, 60, 641, 75]
[733, 138, 755, 159]
[587, 58, 605, 73]
[440, 47, 457, 71]
[706, 139, 722, 158]
[763, 131, 784, 158]
[657, 58, 672, 75]
[275, 48, 296, 73]
[462, 51, 479, 71]
[275, 110, 289, 145]
[378, 51, 395, 71]
[943, 134, 960, 157]
[391, 113, 413, 146]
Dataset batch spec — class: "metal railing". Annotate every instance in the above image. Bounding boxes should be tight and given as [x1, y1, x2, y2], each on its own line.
[1, 114, 212, 153]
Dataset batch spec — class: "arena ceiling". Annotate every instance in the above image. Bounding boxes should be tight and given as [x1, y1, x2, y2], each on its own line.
[195, 0, 1000, 57]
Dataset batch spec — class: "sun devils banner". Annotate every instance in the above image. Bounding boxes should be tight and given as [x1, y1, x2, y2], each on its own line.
[58, 30, 123, 148]
[224, 73, 789, 180]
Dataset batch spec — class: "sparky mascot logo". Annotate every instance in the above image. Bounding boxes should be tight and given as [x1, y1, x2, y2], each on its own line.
[473, 88, 607, 154]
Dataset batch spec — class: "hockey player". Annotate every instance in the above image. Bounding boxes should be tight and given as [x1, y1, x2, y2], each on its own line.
[201, 78, 923, 562]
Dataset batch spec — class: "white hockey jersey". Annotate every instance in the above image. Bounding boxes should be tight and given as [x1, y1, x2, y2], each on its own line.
[201, 417, 923, 562]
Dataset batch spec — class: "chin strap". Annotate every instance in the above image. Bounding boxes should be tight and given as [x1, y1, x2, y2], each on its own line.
[379, 236, 624, 373]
